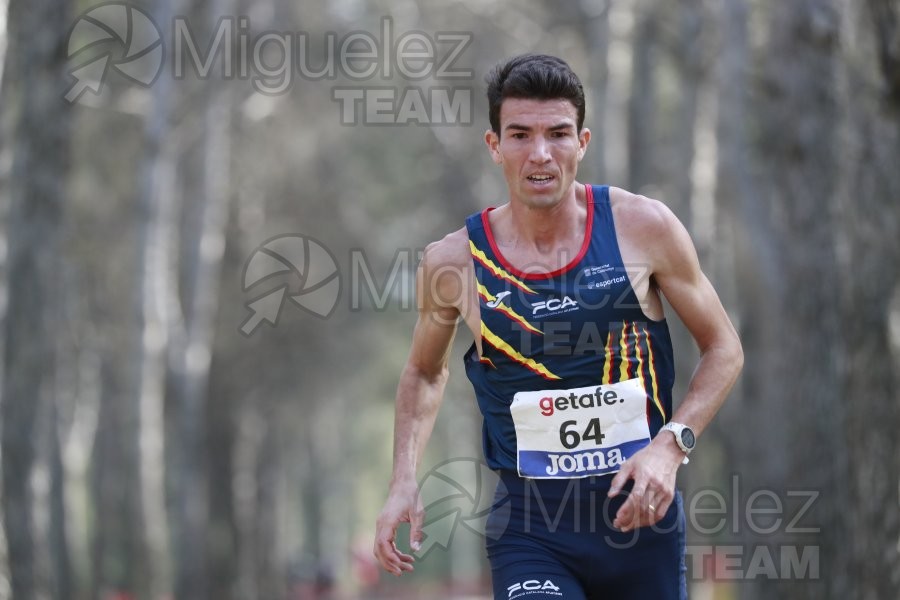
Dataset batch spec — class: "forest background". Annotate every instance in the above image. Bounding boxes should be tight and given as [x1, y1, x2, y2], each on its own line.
[1, 0, 898, 598]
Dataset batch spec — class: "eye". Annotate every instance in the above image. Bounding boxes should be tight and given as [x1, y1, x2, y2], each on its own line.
[551, 131, 569, 138]
[511, 132, 527, 139]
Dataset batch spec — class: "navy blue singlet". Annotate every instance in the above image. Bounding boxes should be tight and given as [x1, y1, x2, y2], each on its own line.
[463, 185, 687, 600]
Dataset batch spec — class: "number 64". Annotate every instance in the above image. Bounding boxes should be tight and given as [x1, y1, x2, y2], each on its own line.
[559, 418, 605, 449]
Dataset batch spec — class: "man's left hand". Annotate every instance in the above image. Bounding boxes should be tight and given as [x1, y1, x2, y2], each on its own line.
[607, 433, 686, 531]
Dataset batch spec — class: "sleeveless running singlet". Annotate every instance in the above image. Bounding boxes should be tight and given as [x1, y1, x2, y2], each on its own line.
[464, 184, 676, 477]
[464, 185, 687, 600]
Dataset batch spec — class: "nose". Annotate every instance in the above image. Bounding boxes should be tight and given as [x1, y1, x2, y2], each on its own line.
[528, 137, 552, 164]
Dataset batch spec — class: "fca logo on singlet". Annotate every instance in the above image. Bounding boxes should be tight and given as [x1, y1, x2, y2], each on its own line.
[531, 295, 578, 315]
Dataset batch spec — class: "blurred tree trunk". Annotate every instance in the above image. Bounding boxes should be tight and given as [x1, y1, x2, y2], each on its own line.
[0, 0, 8, 92]
[670, 0, 704, 233]
[867, 0, 900, 106]
[133, 0, 180, 596]
[758, 1, 847, 598]
[300, 419, 323, 569]
[46, 395, 71, 600]
[254, 406, 280, 600]
[558, 0, 609, 179]
[627, 1, 658, 192]
[838, 115, 900, 598]
[0, 0, 72, 598]
[839, 2, 900, 596]
[60, 339, 101, 600]
[707, 6, 800, 599]
[205, 358, 239, 600]
[91, 364, 143, 598]
[602, 0, 634, 185]
[665, 0, 706, 423]
[712, 5, 791, 573]
[167, 0, 236, 596]
[231, 398, 268, 600]
[228, 42, 279, 596]
[202, 23, 241, 592]
[584, 3, 609, 181]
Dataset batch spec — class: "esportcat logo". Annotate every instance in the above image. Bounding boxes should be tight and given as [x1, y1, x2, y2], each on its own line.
[586, 275, 627, 290]
[530, 295, 578, 316]
[507, 579, 562, 598]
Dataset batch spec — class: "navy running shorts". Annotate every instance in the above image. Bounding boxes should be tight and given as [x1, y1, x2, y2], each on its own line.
[485, 470, 687, 600]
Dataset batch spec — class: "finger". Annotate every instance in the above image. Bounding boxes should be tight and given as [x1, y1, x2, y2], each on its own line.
[373, 526, 393, 562]
[613, 494, 635, 530]
[392, 542, 416, 572]
[379, 544, 414, 576]
[375, 530, 415, 576]
[652, 494, 675, 524]
[629, 481, 648, 506]
[623, 481, 648, 530]
[377, 536, 414, 563]
[622, 482, 657, 531]
[608, 463, 633, 497]
[373, 536, 397, 573]
[613, 491, 635, 531]
[644, 491, 660, 525]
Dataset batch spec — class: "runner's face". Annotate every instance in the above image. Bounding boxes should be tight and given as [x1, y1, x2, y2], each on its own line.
[485, 98, 590, 210]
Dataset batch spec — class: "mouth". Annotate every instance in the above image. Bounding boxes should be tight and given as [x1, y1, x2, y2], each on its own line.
[526, 173, 556, 187]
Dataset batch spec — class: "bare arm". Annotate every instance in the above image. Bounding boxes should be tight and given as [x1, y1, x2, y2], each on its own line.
[651, 202, 743, 438]
[373, 234, 467, 575]
[609, 194, 744, 530]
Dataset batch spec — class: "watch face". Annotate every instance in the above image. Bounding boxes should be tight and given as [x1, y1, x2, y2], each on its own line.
[681, 429, 696, 449]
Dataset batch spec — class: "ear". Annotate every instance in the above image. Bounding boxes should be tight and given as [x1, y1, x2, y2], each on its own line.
[484, 129, 502, 164]
[577, 127, 591, 162]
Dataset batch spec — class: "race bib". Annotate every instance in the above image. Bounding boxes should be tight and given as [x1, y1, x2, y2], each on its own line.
[510, 378, 650, 479]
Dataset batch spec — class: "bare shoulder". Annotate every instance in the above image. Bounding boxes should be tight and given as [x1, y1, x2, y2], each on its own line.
[608, 187, 681, 238]
[420, 226, 471, 272]
[608, 186, 698, 275]
[418, 226, 472, 312]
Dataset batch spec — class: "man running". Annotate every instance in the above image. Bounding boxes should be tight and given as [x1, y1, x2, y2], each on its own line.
[374, 54, 743, 599]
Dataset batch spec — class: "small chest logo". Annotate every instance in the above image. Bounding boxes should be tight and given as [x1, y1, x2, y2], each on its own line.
[530, 295, 579, 316]
[586, 275, 628, 290]
[485, 290, 512, 308]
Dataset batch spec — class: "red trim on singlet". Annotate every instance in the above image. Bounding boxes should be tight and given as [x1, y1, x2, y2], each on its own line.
[480, 184, 595, 281]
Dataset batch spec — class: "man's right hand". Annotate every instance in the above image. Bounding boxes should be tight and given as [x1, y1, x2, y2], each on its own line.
[373, 482, 425, 576]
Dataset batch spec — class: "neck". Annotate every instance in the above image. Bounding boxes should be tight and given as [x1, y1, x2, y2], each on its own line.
[506, 182, 586, 251]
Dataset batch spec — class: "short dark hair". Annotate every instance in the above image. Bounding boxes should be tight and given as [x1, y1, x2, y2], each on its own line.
[485, 54, 586, 136]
